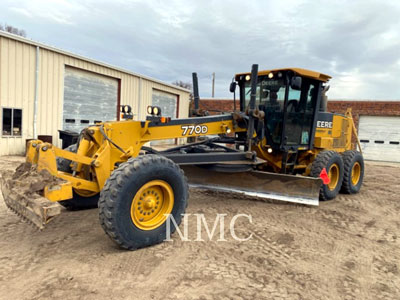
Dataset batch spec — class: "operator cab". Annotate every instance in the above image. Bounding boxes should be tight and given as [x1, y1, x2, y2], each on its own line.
[235, 68, 331, 151]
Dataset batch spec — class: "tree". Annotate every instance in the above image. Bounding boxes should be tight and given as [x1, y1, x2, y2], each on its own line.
[172, 80, 192, 91]
[172, 80, 193, 101]
[0, 24, 26, 37]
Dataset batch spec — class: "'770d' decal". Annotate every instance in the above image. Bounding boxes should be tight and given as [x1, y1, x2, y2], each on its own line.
[181, 125, 208, 136]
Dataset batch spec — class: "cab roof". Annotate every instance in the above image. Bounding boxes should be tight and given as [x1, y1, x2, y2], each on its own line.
[235, 68, 331, 82]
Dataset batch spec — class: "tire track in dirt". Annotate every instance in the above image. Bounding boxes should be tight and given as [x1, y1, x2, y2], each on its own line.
[1, 157, 400, 299]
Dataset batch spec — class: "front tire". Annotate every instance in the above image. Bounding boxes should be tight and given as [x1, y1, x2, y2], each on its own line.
[99, 155, 188, 250]
[340, 150, 364, 194]
[311, 150, 344, 201]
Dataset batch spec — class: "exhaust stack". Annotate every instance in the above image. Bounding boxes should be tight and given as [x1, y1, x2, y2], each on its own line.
[192, 72, 200, 115]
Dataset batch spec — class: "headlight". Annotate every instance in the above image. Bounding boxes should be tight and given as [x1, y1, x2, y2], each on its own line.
[124, 105, 131, 113]
[147, 106, 161, 116]
[153, 106, 160, 116]
[245, 75, 251, 81]
[268, 72, 274, 79]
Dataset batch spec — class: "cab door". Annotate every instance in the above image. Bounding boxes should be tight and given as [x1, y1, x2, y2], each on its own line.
[282, 80, 318, 148]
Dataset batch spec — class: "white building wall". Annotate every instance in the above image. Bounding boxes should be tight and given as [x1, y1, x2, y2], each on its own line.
[0, 32, 190, 155]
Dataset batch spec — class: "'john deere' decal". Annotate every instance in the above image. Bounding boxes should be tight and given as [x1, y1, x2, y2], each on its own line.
[317, 121, 333, 128]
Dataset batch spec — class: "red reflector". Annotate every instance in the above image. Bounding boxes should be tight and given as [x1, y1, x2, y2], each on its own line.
[319, 168, 330, 185]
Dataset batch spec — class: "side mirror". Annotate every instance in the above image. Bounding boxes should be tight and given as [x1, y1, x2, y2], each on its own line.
[229, 81, 237, 93]
[290, 76, 302, 90]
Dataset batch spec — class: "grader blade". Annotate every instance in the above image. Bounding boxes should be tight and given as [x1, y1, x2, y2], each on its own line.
[182, 166, 322, 206]
[0, 163, 64, 229]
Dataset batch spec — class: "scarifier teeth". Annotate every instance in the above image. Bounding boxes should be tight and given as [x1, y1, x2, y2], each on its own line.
[2, 180, 62, 230]
[5, 202, 40, 230]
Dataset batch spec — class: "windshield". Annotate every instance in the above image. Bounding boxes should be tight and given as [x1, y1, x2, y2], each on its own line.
[244, 78, 287, 110]
[243, 77, 287, 144]
[241, 75, 317, 147]
[243, 76, 301, 145]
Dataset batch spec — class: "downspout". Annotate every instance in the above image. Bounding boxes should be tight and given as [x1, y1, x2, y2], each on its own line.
[138, 77, 142, 119]
[33, 46, 40, 139]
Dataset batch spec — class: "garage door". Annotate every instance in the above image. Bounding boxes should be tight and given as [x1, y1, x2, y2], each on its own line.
[151, 90, 178, 145]
[358, 116, 400, 162]
[63, 67, 118, 132]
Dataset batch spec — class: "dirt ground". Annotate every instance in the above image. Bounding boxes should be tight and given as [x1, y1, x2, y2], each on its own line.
[0, 156, 399, 300]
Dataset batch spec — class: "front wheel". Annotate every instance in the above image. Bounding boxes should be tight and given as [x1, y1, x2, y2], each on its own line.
[99, 155, 188, 250]
[311, 150, 344, 201]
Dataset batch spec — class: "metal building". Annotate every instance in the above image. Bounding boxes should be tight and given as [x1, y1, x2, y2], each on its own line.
[0, 31, 190, 155]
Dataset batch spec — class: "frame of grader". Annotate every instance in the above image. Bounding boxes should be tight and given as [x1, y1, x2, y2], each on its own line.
[0, 64, 364, 250]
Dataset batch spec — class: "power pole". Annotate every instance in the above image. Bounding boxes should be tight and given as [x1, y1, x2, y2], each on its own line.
[211, 72, 215, 98]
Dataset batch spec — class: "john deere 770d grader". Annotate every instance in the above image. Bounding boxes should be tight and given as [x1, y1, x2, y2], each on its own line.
[0, 64, 364, 250]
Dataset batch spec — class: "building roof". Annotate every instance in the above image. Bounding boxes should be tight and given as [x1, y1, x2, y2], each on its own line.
[0, 31, 190, 93]
[235, 67, 331, 82]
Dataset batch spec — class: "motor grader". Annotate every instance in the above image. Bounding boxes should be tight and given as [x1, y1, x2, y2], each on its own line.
[0, 64, 364, 250]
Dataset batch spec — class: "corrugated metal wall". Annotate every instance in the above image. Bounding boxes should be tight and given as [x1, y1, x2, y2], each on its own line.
[0, 35, 190, 155]
[0, 37, 36, 155]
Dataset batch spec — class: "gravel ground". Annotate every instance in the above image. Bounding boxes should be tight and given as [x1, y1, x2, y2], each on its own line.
[0, 156, 399, 300]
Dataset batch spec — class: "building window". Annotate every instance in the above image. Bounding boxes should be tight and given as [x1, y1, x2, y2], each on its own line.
[2, 108, 22, 137]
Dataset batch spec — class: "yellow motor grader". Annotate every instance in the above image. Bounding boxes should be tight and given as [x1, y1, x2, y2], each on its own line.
[0, 64, 364, 250]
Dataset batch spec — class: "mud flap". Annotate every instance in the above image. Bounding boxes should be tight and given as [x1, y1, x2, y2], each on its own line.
[182, 166, 321, 206]
[0, 177, 62, 229]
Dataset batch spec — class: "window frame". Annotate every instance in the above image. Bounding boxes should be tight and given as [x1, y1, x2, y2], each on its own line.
[1, 107, 23, 138]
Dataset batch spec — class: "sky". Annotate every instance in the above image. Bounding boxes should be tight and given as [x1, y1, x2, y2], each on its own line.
[1, 0, 400, 100]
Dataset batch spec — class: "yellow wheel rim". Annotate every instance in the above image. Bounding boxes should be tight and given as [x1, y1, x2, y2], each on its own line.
[130, 180, 174, 231]
[73, 167, 97, 197]
[74, 189, 97, 197]
[328, 163, 339, 191]
[351, 162, 361, 185]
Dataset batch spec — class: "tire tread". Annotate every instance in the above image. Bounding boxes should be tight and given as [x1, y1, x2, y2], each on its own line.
[98, 154, 188, 250]
[340, 150, 364, 194]
[310, 150, 344, 201]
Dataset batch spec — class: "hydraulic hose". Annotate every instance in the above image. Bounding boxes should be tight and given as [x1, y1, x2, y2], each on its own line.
[99, 125, 126, 154]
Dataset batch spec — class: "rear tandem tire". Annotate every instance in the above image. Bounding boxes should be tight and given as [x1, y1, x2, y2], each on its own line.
[340, 150, 364, 194]
[98, 155, 188, 250]
[56, 144, 99, 210]
[311, 150, 344, 201]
